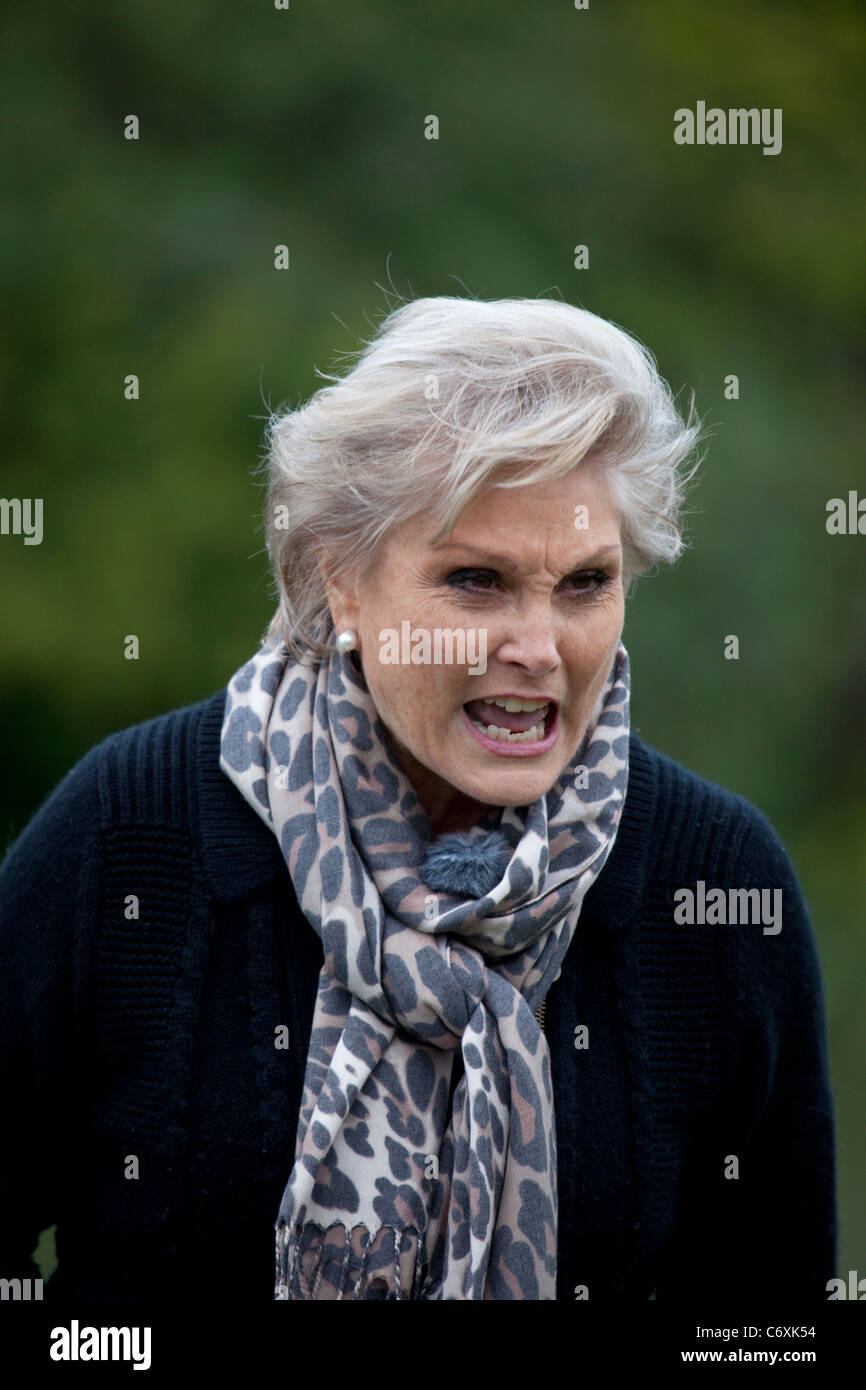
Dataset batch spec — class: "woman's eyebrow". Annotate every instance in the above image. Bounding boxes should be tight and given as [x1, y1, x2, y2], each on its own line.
[431, 541, 622, 569]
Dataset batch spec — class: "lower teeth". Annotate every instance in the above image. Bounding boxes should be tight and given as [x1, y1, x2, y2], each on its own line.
[469, 717, 545, 743]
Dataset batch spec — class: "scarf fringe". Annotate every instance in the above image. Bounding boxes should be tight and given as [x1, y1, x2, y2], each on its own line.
[275, 1220, 429, 1301]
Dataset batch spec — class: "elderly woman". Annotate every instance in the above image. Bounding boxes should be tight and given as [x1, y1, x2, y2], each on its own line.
[0, 297, 835, 1302]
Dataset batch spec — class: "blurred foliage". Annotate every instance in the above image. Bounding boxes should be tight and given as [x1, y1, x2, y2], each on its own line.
[1, 0, 863, 1280]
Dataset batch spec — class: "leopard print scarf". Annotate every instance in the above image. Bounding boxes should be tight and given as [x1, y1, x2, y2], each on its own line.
[219, 636, 630, 1299]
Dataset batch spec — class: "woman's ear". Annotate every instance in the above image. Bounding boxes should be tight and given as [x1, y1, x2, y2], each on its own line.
[313, 538, 360, 634]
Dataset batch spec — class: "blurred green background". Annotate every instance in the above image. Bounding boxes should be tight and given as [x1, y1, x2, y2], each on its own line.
[2, 0, 863, 1287]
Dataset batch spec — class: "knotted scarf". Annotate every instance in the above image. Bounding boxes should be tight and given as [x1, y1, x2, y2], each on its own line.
[219, 633, 630, 1299]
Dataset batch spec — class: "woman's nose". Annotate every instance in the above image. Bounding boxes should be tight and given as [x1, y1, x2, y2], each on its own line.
[493, 609, 561, 676]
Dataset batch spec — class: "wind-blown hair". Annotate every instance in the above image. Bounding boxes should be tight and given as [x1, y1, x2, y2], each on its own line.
[261, 295, 703, 661]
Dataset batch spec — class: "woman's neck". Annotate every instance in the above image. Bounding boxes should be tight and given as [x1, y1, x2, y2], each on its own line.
[386, 731, 498, 837]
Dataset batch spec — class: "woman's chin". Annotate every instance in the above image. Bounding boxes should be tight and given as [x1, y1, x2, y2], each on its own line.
[450, 765, 560, 812]
[390, 716, 574, 824]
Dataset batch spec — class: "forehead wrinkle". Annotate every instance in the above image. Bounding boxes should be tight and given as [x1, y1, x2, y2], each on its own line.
[430, 538, 621, 577]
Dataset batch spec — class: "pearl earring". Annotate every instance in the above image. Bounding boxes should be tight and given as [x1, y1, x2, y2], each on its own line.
[335, 629, 358, 653]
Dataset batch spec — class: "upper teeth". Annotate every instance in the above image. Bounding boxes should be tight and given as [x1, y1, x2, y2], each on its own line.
[484, 697, 550, 712]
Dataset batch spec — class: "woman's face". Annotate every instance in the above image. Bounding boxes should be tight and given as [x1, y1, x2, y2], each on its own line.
[322, 461, 625, 832]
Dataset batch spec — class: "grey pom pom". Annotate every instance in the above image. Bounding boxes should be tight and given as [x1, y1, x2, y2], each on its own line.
[419, 829, 511, 898]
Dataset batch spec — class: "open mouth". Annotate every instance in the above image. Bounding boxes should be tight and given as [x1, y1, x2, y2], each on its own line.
[461, 696, 559, 754]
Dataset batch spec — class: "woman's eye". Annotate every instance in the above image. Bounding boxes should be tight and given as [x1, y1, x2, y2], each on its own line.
[444, 569, 612, 597]
[563, 571, 613, 597]
[445, 569, 498, 591]
[568, 571, 606, 592]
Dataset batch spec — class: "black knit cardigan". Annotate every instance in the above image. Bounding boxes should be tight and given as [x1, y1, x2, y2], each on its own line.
[0, 690, 836, 1301]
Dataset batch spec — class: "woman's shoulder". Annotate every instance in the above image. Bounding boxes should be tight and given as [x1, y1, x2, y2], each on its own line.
[621, 732, 820, 991]
[1, 690, 226, 872]
[628, 729, 804, 886]
[0, 688, 286, 1003]
[1, 689, 295, 917]
[90, 686, 224, 780]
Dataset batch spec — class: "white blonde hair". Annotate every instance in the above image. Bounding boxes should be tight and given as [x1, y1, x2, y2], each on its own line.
[261, 295, 703, 661]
